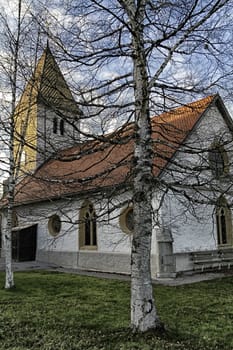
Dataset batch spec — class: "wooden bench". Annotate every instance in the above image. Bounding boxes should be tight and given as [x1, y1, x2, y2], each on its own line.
[191, 251, 222, 272]
[219, 249, 233, 269]
[191, 249, 233, 271]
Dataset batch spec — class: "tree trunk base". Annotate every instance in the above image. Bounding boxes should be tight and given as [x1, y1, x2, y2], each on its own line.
[5, 284, 16, 290]
[131, 319, 165, 334]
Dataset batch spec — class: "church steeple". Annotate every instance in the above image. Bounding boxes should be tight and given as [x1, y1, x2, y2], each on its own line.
[14, 45, 81, 176]
[35, 43, 81, 114]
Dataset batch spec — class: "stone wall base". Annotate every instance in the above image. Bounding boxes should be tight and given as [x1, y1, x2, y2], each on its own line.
[36, 250, 132, 274]
[36, 250, 172, 277]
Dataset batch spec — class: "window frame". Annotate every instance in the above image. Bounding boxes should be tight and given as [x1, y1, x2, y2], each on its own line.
[79, 201, 97, 250]
[216, 197, 232, 247]
[119, 206, 134, 234]
[48, 214, 62, 237]
[208, 143, 229, 178]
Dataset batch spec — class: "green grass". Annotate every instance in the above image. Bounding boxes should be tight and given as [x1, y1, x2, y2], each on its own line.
[0, 271, 233, 350]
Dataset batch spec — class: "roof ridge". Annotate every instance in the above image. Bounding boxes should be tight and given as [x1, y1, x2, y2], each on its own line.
[35, 47, 49, 92]
[152, 95, 216, 124]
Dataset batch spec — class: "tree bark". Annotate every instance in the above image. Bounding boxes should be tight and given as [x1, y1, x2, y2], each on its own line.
[5, 202, 14, 289]
[127, 0, 161, 332]
[4, 0, 22, 289]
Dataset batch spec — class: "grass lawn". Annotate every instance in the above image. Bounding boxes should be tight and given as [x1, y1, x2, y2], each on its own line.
[0, 271, 233, 349]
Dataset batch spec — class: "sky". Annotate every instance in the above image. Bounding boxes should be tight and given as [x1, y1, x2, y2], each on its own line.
[0, 0, 233, 110]
[0, 0, 233, 185]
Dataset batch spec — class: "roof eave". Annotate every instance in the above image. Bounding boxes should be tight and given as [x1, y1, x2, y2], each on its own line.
[10, 181, 132, 208]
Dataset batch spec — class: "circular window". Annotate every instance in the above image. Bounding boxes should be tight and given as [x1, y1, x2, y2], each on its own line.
[120, 207, 134, 234]
[48, 215, 61, 236]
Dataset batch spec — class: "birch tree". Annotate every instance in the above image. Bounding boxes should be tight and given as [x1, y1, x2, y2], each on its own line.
[0, 0, 24, 289]
[31, 0, 233, 332]
[0, 0, 41, 289]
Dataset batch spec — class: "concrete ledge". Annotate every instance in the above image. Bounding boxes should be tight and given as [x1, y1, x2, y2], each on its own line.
[78, 251, 131, 274]
[36, 250, 78, 269]
[36, 250, 132, 275]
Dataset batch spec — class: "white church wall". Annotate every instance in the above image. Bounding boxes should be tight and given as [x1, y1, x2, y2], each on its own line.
[97, 192, 133, 253]
[162, 103, 233, 189]
[162, 193, 216, 253]
[77, 192, 133, 274]
[160, 103, 233, 272]
[13, 200, 78, 267]
[36, 104, 80, 168]
[1, 186, 162, 275]
[161, 103, 233, 244]
[12, 192, 134, 272]
[16, 200, 78, 251]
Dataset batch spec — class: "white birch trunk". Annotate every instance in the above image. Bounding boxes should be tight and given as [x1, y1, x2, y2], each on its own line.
[5, 101, 16, 289]
[131, 96, 161, 331]
[5, 201, 14, 289]
[4, 0, 22, 289]
[125, 0, 161, 332]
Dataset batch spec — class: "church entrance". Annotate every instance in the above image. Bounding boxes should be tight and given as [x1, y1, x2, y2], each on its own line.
[12, 224, 37, 261]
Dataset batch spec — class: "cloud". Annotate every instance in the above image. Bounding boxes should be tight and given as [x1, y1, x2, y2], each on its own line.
[0, 0, 31, 21]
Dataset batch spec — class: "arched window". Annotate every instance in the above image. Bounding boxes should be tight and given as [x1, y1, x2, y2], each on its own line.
[53, 117, 58, 134]
[60, 119, 65, 135]
[216, 197, 232, 246]
[79, 201, 97, 249]
[209, 144, 228, 178]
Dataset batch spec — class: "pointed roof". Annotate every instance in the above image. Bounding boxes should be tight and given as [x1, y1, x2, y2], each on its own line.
[17, 44, 81, 115]
[10, 94, 226, 206]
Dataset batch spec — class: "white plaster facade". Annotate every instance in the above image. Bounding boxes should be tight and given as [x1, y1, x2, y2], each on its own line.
[159, 101, 233, 274]
[36, 103, 80, 167]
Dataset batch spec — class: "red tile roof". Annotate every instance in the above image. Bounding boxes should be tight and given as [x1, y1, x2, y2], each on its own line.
[13, 95, 216, 205]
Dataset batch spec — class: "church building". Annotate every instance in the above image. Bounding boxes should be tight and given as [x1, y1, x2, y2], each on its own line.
[1, 45, 233, 278]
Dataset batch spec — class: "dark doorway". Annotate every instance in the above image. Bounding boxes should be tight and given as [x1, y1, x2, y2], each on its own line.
[12, 224, 37, 262]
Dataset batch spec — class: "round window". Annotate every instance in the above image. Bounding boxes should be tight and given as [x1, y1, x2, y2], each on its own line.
[48, 215, 61, 236]
[125, 208, 134, 232]
[120, 207, 134, 234]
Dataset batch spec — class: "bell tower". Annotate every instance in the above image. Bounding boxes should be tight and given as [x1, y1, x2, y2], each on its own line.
[14, 43, 82, 175]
